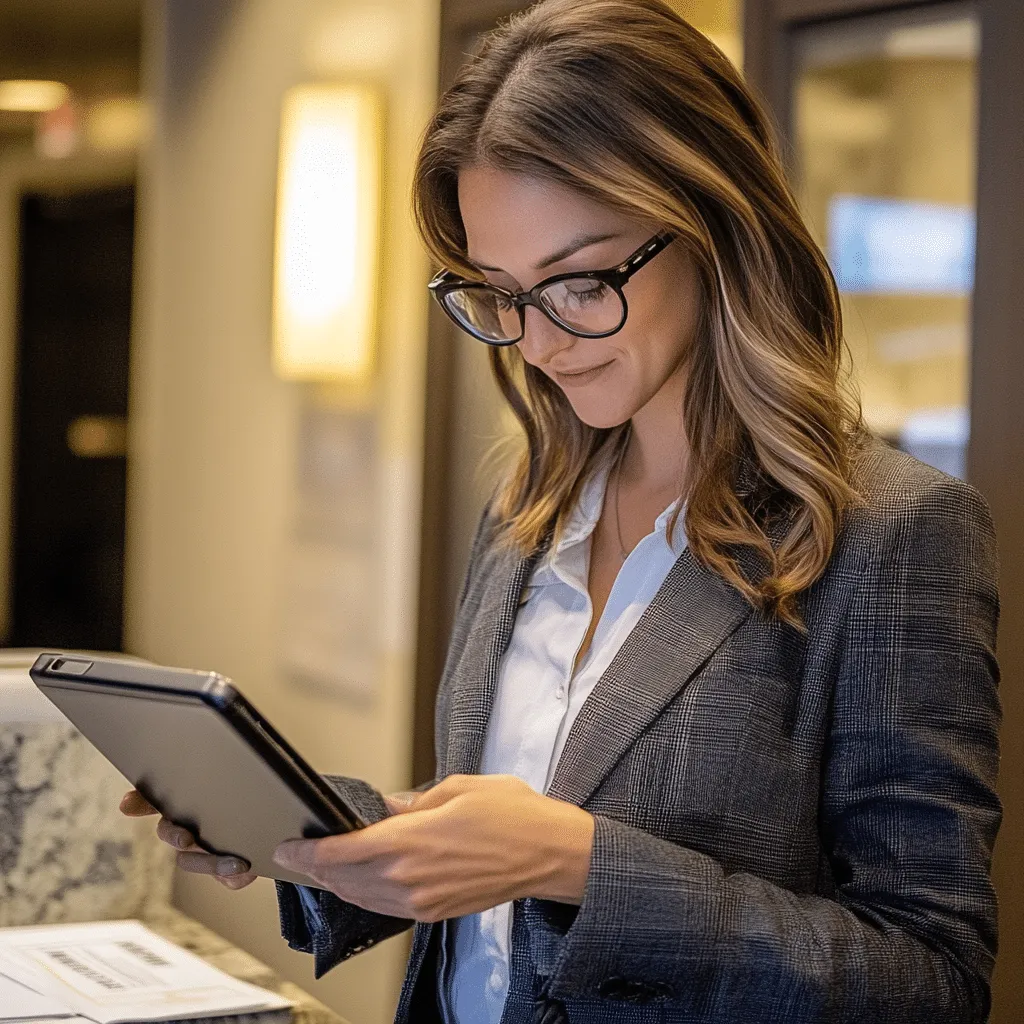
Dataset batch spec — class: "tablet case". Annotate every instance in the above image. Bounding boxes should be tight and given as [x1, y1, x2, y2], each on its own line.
[29, 652, 367, 886]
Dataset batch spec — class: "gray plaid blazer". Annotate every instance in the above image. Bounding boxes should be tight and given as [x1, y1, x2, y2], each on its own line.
[277, 432, 1001, 1023]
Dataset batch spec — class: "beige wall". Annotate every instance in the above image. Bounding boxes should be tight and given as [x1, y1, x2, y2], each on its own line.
[128, 2, 438, 1022]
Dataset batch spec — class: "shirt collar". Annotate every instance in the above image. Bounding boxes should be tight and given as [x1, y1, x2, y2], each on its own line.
[534, 459, 687, 581]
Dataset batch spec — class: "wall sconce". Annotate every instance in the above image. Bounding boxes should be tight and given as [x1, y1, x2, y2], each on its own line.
[273, 84, 383, 383]
[0, 80, 69, 112]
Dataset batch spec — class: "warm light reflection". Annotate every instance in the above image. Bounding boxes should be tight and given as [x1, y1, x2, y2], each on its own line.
[0, 80, 69, 113]
[273, 84, 382, 382]
[86, 96, 150, 152]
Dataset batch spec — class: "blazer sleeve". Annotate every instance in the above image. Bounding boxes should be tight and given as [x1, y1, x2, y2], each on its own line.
[275, 774, 415, 978]
[275, 499, 498, 977]
[522, 475, 1002, 1022]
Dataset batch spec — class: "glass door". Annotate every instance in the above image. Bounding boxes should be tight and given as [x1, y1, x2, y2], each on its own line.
[750, 3, 1024, 1018]
[791, 6, 979, 479]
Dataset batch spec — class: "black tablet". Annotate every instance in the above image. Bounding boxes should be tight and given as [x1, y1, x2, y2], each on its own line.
[30, 652, 368, 886]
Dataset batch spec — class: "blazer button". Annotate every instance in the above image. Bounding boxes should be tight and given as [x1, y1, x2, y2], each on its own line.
[622, 979, 651, 1003]
[627, 979, 673, 1003]
[598, 976, 672, 1004]
[597, 975, 628, 999]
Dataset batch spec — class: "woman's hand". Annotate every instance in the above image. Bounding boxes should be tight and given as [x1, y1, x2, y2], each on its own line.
[271, 774, 595, 922]
[119, 790, 258, 889]
[118, 787, 429, 891]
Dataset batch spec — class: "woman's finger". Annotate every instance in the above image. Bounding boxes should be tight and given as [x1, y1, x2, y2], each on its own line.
[119, 790, 158, 816]
[217, 870, 258, 890]
[174, 845, 256, 888]
[175, 848, 220, 874]
[176, 848, 250, 877]
[155, 820, 253, 879]
[121, 796, 254, 889]
[156, 816, 197, 851]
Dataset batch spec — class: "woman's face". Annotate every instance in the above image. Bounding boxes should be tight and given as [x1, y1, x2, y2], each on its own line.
[457, 163, 702, 429]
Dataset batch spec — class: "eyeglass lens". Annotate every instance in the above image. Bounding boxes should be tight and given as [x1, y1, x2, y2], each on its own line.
[443, 277, 625, 343]
[443, 288, 521, 343]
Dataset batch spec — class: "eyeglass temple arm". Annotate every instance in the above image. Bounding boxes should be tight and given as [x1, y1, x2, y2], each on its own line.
[614, 231, 676, 282]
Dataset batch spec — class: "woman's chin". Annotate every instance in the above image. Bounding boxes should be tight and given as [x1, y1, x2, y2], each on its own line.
[564, 392, 634, 430]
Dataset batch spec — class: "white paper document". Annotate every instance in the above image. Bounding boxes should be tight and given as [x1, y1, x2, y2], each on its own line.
[0, 970, 75, 1019]
[0, 920, 292, 1024]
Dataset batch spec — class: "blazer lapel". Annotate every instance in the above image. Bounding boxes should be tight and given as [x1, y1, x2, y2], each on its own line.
[443, 465, 789, 798]
[544, 545, 754, 807]
[444, 543, 544, 777]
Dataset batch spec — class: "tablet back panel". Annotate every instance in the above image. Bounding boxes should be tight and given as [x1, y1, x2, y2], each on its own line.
[30, 653, 360, 886]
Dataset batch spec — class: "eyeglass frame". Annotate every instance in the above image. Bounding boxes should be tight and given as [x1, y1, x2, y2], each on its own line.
[427, 230, 676, 346]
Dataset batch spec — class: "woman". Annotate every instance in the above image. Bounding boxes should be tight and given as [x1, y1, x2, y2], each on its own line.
[122, 0, 1002, 1020]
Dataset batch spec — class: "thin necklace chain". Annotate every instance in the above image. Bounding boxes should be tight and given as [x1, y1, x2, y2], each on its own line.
[612, 426, 632, 562]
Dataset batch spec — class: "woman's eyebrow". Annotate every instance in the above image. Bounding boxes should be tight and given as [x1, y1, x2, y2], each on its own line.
[471, 230, 622, 274]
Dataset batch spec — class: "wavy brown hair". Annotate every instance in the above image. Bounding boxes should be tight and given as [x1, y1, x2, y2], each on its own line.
[413, 0, 864, 628]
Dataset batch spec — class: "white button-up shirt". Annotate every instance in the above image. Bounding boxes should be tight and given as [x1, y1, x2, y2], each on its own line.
[438, 459, 687, 1024]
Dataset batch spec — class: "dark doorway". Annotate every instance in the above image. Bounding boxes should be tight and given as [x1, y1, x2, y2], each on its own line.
[7, 184, 134, 652]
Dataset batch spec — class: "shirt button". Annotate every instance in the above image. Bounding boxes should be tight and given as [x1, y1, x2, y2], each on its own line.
[556, 685, 565, 699]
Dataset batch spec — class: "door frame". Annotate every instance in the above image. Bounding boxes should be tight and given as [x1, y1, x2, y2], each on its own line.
[413, 0, 530, 786]
[745, 2, 1024, 1019]
[0, 151, 135, 643]
[745, 0, 978, 141]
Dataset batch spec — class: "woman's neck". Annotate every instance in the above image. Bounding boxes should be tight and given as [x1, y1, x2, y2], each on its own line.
[620, 375, 690, 497]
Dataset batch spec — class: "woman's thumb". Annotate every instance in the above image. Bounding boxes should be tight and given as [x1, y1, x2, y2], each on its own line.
[383, 790, 418, 815]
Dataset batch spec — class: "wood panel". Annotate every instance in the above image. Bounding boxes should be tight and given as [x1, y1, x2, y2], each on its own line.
[968, 1, 1024, 1017]
[776, 0, 948, 20]
[413, 0, 529, 787]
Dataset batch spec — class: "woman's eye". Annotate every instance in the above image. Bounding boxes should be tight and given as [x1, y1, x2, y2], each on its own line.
[563, 280, 609, 304]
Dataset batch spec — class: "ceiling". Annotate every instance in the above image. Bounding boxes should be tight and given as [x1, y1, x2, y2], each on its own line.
[0, 0, 140, 53]
[0, 0, 141, 149]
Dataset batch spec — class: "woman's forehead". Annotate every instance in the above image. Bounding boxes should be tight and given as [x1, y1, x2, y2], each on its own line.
[457, 164, 638, 271]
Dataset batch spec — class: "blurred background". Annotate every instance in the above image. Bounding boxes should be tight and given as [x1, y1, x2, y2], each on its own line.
[0, 0, 1020, 1022]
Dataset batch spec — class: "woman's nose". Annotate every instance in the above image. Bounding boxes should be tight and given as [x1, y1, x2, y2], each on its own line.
[516, 305, 576, 367]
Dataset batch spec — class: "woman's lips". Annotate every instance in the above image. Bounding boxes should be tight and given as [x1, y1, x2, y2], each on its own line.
[554, 360, 614, 387]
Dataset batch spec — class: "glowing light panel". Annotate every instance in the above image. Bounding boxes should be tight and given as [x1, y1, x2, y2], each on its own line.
[273, 84, 382, 382]
[0, 80, 69, 113]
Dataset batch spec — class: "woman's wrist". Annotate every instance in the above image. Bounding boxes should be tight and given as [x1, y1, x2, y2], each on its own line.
[531, 801, 595, 905]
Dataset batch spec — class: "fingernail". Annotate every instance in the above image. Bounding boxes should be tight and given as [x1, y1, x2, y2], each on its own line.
[271, 846, 291, 867]
[216, 858, 248, 877]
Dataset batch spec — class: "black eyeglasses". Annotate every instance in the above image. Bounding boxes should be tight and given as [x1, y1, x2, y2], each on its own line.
[428, 231, 675, 346]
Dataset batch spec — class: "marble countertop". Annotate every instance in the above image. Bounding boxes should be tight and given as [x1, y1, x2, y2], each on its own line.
[0, 650, 351, 1024]
[143, 907, 351, 1024]
[0, 662, 70, 723]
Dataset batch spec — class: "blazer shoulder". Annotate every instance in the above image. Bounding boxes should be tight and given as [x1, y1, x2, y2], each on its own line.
[808, 433, 1000, 626]
[848, 430, 993, 529]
